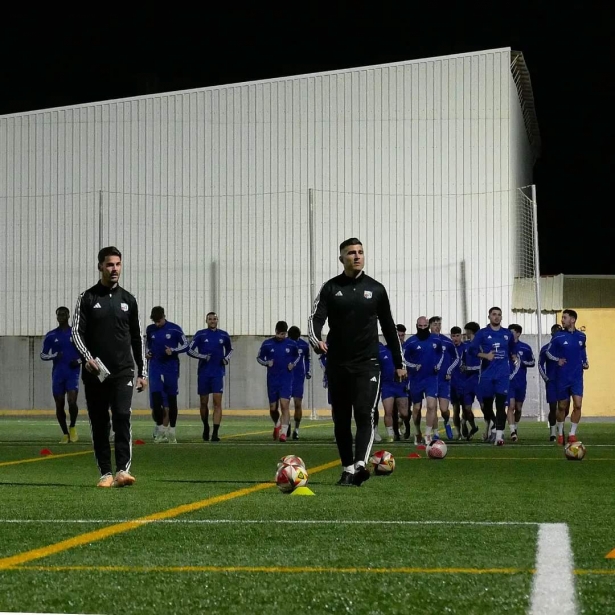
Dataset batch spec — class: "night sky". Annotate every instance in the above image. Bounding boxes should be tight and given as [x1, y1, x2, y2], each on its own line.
[1, 4, 612, 276]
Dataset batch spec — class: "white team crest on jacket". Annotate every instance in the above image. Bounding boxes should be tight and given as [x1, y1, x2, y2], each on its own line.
[364, 291, 372, 299]
[166, 333, 171, 339]
[286, 347, 290, 353]
[120, 303, 129, 312]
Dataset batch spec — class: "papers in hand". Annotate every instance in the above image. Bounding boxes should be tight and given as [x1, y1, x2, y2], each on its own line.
[94, 357, 111, 383]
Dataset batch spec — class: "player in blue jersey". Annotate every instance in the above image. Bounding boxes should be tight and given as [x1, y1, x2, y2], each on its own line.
[546, 309, 589, 445]
[460, 322, 481, 440]
[539, 324, 562, 441]
[448, 326, 465, 440]
[187, 312, 233, 442]
[469, 307, 516, 446]
[403, 316, 444, 445]
[40, 307, 81, 443]
[257, 321, 300, 442]
[379, 334, 410, 443]
[390, 324, 411, 440]
[507, 324, 536, 442]
[287, 326, 312, 440]
[145, 307, 188, 443]
[429, 317, 459, 440]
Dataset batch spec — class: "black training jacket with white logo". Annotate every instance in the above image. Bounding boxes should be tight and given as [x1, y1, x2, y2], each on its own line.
[308, 271, 403, 371]
[72, 281, 147, 379]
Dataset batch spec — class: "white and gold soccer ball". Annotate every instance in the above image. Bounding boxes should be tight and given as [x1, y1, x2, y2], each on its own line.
[369, 450, 395, 475]
[426, 439, 448, 459]
[277, 455, 305, 470]
[275, 463, 309, 493]
[564, 441, 586, 461]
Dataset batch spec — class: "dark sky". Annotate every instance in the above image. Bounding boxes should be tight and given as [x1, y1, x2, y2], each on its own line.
[1, 4, 612, 275]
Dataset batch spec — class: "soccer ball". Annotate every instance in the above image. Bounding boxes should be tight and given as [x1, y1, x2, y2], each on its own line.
[369, 450, 395, 475]
[426, 439, 448, 459]
[275, 463, 309, 493]
[564, 441, 586, 461]
[277, 455, 305, 470]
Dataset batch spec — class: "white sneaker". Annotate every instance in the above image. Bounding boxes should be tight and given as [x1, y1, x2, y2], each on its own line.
[167, 428, 177, 444]
[154, 429, 168, 443]
[373, 432, 382, 443]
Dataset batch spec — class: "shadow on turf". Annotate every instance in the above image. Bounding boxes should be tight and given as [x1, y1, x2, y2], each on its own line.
[0, 481, 93, 488]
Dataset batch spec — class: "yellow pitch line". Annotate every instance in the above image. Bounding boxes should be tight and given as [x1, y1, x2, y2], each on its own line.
[0, 450, 93, 468]
[8, 564, 529, 575]
[221, 422, 333, 440]
[0, 459, 340, 571]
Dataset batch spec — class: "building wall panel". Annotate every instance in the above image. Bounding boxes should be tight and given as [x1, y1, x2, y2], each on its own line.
[0, 48, 537, 338]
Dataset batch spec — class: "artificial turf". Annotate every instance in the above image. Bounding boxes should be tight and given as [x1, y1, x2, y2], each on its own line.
[0, 415, 613, 614]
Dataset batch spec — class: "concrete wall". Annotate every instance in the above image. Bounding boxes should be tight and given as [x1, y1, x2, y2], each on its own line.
[0, 333, 577, 418]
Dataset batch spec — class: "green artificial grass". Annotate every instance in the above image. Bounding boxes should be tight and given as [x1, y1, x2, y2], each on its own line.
[0, 416, 613, 614]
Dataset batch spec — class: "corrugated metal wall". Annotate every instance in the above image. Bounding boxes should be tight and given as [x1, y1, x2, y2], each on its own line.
[0, 47, 536, 337]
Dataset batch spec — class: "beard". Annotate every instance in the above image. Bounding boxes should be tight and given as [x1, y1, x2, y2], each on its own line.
[416, 328, 430, 341]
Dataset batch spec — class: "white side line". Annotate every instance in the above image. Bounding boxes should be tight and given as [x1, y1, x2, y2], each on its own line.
[530, 523, 577, 615]
[0, 519, 540, 526]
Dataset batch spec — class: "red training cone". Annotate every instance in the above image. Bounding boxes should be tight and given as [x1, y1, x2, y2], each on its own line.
[408, 452, 421, 459]
[134, 439, 145, 445]
[40, 448, 53, 456]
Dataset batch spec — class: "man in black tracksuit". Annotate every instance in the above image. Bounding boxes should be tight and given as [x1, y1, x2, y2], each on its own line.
[72, 246, 147, 488]
[308, 238, 406, 486]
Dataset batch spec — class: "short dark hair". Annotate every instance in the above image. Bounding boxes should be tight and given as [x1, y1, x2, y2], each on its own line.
[275, 320, 288, 333]
[339, 238, 362, 252]
[551, 324, 562, 334]
[98, 246, 122, 265]
[206, 312, 217, 319]
[489, 306, 502, 314]
[563, 309, 578, 321]
[396, 324, 406, 333]
[288, 326, 301, 340]
[508, 324, 522, 334]
[150, 306, 165, 321]
[464, 321, 480, 334]
[56, 306, 69, 314]
[429, 316, 441, 325]
[450, 326, 462, 335]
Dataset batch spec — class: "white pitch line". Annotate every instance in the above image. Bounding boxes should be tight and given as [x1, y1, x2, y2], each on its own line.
[0, 519, 540, 526]
[529, 523, 577, 615]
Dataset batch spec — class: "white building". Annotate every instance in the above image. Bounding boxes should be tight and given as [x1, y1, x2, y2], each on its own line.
[0, 47, 542, 337]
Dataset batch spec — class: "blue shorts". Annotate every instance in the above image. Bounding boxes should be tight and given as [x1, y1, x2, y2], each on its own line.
[478, 375, 509, 399]
[450, 384, 464, 406]
[546, 381, 558, 405]
[509, 380, 527, 404]
[381, 381, 407, 401]
[149, 366, 179, 396]
[409, 375, 438, 404]
[557, 380, 583, 401]
[292, 376, 306, 399]
[268, 380, 292, 404]
[198, 374, 224, 396]
[462, 375, 480, 406]
[437, 379, 451, 401]
[52, 370, 80, 396]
